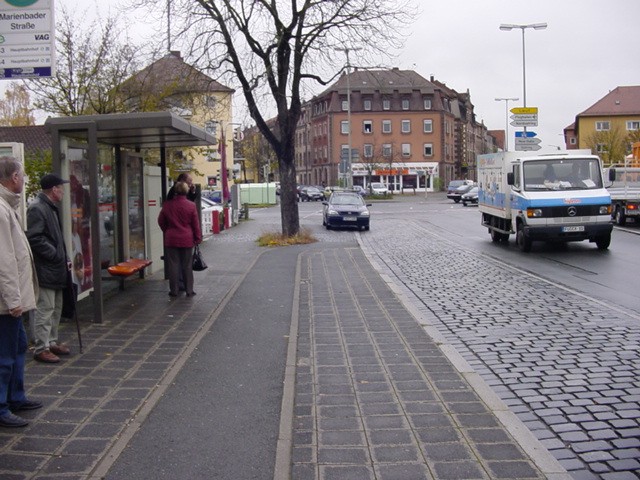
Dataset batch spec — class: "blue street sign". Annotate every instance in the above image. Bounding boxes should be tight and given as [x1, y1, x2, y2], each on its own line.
[515, 131, 537, 138]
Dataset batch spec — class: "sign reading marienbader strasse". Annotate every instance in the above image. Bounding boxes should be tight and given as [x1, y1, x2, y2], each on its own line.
[0, 0, 55, 79]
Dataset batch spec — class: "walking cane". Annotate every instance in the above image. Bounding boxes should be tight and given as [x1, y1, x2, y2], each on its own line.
[65, 272, 83, 354]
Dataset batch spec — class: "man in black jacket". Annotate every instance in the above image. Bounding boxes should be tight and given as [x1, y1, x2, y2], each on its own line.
[26, 174, 71, 364]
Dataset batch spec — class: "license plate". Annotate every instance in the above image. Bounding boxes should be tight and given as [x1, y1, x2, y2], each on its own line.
[562, 226, 584, 232]
[343, 216, 357, 221]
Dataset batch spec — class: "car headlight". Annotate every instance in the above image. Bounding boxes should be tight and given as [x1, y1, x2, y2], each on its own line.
[526, 208, 543, 218]
[360, 210, 370, 216]
[599, 205, 612, 215]
[327, 208, 339, 215]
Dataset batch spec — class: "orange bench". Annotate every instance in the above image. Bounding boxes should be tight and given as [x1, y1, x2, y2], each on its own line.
[107, 259, 152, 290]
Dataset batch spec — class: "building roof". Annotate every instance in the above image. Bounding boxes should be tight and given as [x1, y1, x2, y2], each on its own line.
[321, 68, 437, 96]
[120, 51, 234, 98]
[578, 86, 640, 117]
[0, 125, 51, 152]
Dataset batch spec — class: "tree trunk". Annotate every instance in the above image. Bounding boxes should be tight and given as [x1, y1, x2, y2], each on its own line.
[278, 144, 300, 237]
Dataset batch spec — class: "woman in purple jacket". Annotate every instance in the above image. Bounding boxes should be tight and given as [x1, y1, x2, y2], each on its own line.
[158, 182, 202, 297]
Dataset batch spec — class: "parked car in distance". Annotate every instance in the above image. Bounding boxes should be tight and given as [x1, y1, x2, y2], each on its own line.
[351, 185, 367, 196]
[446, 179, 474, 195]
[447, 183, 475, 203]
[369, 182, 390, 195]
[322, 192, 371, 230]
[299, 186, 324, 201]
[461, 186, 479, 206]
[202, 190, 223, 203]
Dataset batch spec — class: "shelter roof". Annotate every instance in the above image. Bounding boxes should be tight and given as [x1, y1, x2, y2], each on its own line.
[44, 111, 216, 149]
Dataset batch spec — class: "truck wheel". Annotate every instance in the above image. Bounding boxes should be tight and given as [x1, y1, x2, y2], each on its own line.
[501, 233, 510, 243]
[454, 198, 460, 203]
[615, 207, 626, 226]
[596, 233, 611, 250]
[491, 229, 502, 243]
[516, 226, 532, 252]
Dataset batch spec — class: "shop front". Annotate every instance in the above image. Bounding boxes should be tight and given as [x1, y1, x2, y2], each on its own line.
[352, 162, 440, 192]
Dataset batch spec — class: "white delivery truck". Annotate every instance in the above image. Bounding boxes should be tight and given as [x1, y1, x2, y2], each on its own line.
[605, 143, 640, 226]
[477, 150, 613, 252]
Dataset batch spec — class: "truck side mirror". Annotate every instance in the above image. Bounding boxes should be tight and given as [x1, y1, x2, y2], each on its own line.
[507, 172, 514, 186]
[608, 168, 616, 182]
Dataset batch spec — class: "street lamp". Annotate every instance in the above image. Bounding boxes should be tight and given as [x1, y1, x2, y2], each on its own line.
[499, 23, 547, 108]
[335, 47, 361, 189]
[495, 97, 519, 151]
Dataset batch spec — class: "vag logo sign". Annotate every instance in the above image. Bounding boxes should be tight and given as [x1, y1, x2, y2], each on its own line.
[4, 0, 39, 6]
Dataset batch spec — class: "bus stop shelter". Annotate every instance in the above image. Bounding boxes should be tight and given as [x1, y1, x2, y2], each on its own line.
[45, 112, 216, 323]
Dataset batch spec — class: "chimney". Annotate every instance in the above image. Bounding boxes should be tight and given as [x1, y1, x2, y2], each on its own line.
[170, 50, 181, 58]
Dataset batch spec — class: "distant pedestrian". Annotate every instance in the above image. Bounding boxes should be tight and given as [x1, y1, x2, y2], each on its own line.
[0, 156, 42, 428]
[158, 181, 202, 297]
[27, 174, 72, 364]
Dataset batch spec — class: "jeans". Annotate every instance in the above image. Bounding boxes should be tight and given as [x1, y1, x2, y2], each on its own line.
[0, 313, 28, 416]
[33, 287, 63, 355]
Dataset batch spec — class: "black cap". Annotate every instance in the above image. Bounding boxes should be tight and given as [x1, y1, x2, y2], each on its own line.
[40, 174, 70, 190]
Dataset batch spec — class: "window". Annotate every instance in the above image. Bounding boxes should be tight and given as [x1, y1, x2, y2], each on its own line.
[363, 144, 373, 158]
[382, 120, 392, 133]
[570, 137, 577, 145]
[382, 99, 391, 110]
[423, 143, 433, 156]
[363, 120, 373, 134]
[596, 121, 610, 131]
[401, 120, 411, 133]
[627, 120, 640, 131]
[341, 121, 349, 134]
[382, 144, 392, 157]
[402, 143, 411, 157]
[423, 98, 432, 110]
[341, 100, 348, 111]
[423, 119, 433, 133]
[402, 99, 410, 110]
[596, 143, 608, 153]
[363, 99, 372, 111]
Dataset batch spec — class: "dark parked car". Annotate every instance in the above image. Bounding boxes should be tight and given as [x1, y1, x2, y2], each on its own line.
[447, 183, 475, 203]
[461, 186, 479, 206]
[299, 186, 324, 201]
[322, 192, 371, 230]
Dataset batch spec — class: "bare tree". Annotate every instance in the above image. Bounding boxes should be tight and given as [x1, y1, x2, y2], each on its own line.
[156, 0, 414, 236]
[24, 6, 145, 116]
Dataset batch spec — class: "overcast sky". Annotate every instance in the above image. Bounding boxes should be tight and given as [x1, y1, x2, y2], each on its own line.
[54, 0, 640, 150]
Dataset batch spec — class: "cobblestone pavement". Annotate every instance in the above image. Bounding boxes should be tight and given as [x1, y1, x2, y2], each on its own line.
[358, 216, 640, 479]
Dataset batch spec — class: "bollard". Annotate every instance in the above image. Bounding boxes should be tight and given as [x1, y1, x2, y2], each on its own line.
[224, 206, 230, 229]
[212, 210, 220, 234]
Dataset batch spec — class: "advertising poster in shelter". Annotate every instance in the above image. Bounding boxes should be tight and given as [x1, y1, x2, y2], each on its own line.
[68, 154, 92, 293]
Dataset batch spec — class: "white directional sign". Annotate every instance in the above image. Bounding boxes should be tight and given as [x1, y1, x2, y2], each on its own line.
[515, 137, 542, 151]
[510, 114, 538, 127]
[0, 0, 55, 79]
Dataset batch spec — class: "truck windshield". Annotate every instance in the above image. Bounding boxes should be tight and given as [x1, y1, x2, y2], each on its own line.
[523, 158, 603, 191]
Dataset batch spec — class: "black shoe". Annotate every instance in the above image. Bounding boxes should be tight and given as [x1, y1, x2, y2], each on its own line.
[186, 292, 196, 297]
[0, 412, 29, 428]
[168, 292, 178, 297]
[10, 400, 43, 412]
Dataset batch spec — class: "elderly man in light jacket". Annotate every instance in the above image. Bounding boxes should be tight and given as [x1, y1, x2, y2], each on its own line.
[0, 156, 42, 429]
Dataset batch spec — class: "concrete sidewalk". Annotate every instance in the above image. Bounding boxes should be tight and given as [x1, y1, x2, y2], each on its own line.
[0, 203, 569, 479]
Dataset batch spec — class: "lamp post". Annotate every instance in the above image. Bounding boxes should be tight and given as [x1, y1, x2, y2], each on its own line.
[499, 23, 547, 108]
[495, 97, 519, 151]
[335, 47, 361, 189]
